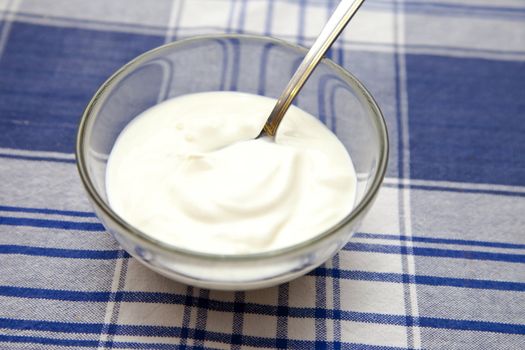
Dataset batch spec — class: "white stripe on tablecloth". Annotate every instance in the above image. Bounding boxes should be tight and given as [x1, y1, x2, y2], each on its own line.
[395, 0, 422, 348]
[384, 177, 525, 194]
[165, 0, 184, 44]
[0, 147, 75, 160]
[1, 7, 525, 62]
[0, 0, 21, 61]
[96, 254, 126, 350]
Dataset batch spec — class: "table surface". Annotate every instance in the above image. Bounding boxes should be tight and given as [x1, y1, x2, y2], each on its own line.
[1, 0, 524, 349]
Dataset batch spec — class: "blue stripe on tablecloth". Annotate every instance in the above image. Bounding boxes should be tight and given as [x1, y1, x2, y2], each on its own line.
[0, 268, 525, 304]
[229, 37, 241, 91]
[0, 216, 104, 231]
[1, 312, 524, 336]
[0, 245, 124, 259]
[275, 284, 289, 349]
[2, 240, 524, 264]
[0, 286, 112, 302]
[231, 291, 246, 348]
[0, 205, 95, 218]
[353, 232, 525, 250]
[344, 242, 525, 264]
[193, 289, 211, 347]
[315, 266, 328, 345]
[311, 269, 525, 292]
[2, 267, 523, 305]
[263, 0, 274, 36]
[179, 286, 194, 347]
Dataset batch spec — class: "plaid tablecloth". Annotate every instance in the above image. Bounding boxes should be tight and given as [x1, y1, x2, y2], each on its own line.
[1, 0, 524, 349]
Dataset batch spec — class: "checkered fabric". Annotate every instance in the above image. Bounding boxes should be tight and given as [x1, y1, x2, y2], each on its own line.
[0, 0, 524, 349]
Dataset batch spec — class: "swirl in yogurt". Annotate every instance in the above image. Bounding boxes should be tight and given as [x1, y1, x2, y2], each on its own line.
[106, 92, 357, 254]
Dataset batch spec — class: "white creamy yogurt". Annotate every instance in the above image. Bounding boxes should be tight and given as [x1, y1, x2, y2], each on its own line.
[106, 91, 357, 254]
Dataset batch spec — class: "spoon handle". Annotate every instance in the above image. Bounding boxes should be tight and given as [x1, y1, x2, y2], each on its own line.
[263, 0, 366, 136]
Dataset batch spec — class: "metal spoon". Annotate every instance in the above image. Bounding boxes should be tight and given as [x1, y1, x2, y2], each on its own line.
[261, 0, 366, 137]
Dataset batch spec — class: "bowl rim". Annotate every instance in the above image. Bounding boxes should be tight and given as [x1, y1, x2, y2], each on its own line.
[76, 33, 389, 261]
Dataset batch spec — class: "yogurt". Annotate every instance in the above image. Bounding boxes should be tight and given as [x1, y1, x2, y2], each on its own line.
[106, 92, 357, 254]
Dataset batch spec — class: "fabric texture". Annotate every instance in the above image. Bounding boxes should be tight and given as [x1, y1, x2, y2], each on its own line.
[0, 0, 524, 349]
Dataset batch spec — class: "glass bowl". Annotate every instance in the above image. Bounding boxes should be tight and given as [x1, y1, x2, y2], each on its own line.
[76, 34, 388, 290]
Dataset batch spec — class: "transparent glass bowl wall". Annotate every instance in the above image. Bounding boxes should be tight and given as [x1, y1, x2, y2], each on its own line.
[76, 35, 388, 290]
